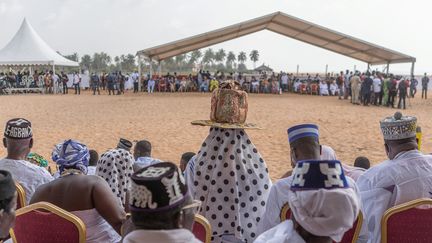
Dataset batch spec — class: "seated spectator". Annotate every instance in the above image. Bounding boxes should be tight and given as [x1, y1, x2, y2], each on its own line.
[255, 160, 360, 243]
[0, 170, 17, 240]
[133, 140, 161, 171]
[209, 78, 219, 92]
[26, 152, 50, 172]
[321, 145, 365, 181]
[123, 162, 202, 243]
[179, 152, 195, 173]
[117, 138, 132, 152]
[271, 79, 280, 94]
[200, 77, 209, 92]
[31, 139, 125, 243]
[319, 80, 329, 96]
[179, 78, 187, 92]
[251, 78, 260, 93]
[87, 149, 99, 175]
[329, 81, 338, 95]
[357, 112, 432, 242]
[97, 148, 134, 209]
[354, 156, 370, 170]
[0, 118, 53, 204]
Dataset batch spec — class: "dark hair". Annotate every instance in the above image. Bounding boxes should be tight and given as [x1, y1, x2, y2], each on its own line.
[132, 207, 182, 230]
[181, 152, 195, 164]
[135, 140, 152, 155]
[354, 156, 370, 170]
[89, 150, 99, 166]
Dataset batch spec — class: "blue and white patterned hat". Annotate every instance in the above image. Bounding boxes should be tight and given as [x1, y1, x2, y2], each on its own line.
[380, 112, 417, 140]
[287, 124, 319, 144]
[290, 160, 348, 191]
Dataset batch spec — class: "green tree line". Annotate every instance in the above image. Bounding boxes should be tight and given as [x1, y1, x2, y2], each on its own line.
[61, 49, 260, 74]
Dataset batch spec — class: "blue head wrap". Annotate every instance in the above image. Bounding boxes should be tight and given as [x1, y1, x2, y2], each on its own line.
[52, 139, 90, 174]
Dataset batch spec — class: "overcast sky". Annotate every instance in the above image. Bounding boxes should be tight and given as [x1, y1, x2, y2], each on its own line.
[0, 0, 430, 74]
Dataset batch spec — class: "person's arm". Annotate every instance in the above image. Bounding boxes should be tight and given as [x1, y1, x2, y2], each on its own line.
[92, 177, 126, 234]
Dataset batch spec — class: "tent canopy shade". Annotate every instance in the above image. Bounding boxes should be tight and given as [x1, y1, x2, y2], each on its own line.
[137, 12, 415, 66]
[0, 18, 79, 67]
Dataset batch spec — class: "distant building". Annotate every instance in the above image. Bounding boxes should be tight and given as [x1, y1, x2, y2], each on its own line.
[254, 64, 273, 72]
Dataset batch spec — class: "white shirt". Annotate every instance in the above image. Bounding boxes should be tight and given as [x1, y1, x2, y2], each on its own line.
[0, 158, 53, 204]
[87, 166, 97, 176]
[319, 82, 329, 95]
[357, 150, 432, 243]
[135, 157, 162, 168]
[131, 72, 139, 83]
[255, 220, 305, 243]
[123, 229, 202, 243]
[373, 78, 382, 93]
[73, 74, 80, 84]
[281, 74, 289, 84]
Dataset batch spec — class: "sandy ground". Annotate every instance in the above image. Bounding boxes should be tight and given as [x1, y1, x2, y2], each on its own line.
[0, 91, 431, 180]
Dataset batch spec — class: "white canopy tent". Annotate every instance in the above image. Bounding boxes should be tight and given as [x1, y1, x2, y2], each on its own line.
[137, 11, 416, 81]
[0, 18, 78, 67]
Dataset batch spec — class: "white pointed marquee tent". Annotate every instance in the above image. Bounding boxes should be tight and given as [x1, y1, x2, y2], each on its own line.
[137, 12, 416, 78]
[0, 18, 78, 67]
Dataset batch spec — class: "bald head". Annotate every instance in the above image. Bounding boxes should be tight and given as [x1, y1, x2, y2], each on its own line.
[290, 136, 321, 166]
[384, 137, 418, 159]
[134, 140, 152, 159]
[3, 137, 33, 160]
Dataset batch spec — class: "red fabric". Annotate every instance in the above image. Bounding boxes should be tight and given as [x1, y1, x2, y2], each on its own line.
[385, 207, 432, 243]
[192, 221, 208, 243]
[285, 208, 292, 220]
[338, 217, 359, 243]
[13, 209, 81, 243]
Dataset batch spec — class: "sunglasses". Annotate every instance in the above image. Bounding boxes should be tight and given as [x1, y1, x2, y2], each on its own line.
[181, 200, 202, 215]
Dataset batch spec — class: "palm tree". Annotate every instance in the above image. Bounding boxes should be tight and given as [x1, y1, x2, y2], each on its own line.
[64, 52, 79, 62]
[80, 54, 92, 71]
[237, 51, 247, 64]
[188, 50, 202, 66]
[202, 48, 215, 68]
[226, 51, 236, 69]
[215, 49, 226, 65]
[249, 50, 259, 69]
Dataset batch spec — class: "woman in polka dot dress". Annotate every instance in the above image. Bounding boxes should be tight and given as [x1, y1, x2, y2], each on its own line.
[190, 127, 272, 242]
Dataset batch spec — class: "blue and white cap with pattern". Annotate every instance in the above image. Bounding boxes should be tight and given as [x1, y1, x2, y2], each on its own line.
[290, 160, 348, 191]
[287, 124, 319, 144]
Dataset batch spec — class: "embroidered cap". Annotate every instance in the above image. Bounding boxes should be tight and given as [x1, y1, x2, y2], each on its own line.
[291, 160, 348, 191]
[287, 124, 319, 144]
[130, 162, 188, 212]
[4, 118, 33, 139]
[117, 138, 132, 151]
[380, 112, 417, 140]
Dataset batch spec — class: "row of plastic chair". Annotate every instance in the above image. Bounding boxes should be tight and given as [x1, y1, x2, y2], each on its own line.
[280, 198, 432, 243]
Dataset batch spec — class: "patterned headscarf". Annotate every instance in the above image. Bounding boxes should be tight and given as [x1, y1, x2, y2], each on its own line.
[96, 148, 134, 206]
[27, 152, 49, 168]
[52, 139, 90, 174]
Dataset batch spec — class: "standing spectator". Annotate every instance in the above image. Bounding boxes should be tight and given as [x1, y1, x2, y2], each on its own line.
[387, 76, 397, 108]
[336, 72, 344, 99]
[132, 71, 139, 93]
[281, 72, 288, 92]
[410, 77, 418, 98]
[373, 75, 382, 105]
[90, 73, 100, 95]
[362, 74, 373, 106]
[73, 71, 81, 95]
[421, 73, 429, 99]
[350, 72, 361, 105]
[382, 75, 390, 106]
[118, 71, 125, 95]
[344, 70, 351, 99]
[101, 72, 107, 90]
[147, 76, 155, 93]
[397, 78, 408, 109]
[107, 72, 116, 95]
[60, 71, 69, 94]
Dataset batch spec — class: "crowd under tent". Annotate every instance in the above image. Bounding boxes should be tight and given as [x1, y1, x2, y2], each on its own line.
[0, 18, 78, 91]
[136, 11, 416, 85]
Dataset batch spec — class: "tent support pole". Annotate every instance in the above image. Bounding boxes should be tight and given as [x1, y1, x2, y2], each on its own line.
[52, 64, 56, 94]
[325, 64, 328, 76]
[138, 55, 142, 92]
[410, 61, 415, 78]
[386, 62, 390, 75]
[367, 63, 370, 73]
[158, 61, 162, 77]
[149, 58, 153, 79]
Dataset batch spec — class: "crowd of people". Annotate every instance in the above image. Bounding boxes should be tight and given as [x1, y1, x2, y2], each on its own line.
[0, 104, 430, 243]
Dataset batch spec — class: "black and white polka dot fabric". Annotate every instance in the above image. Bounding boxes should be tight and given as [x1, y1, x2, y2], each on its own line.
[96, 148, 134, 207]
[191, 128, 272, 243]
